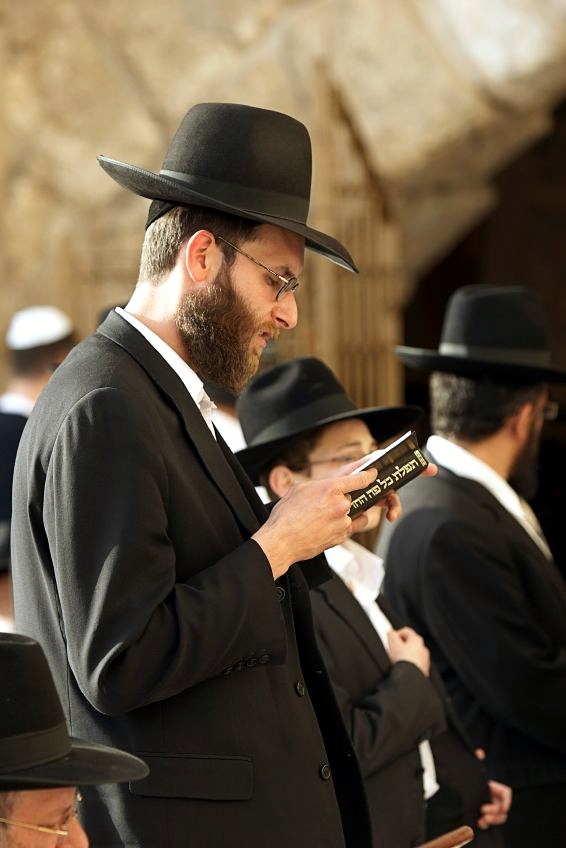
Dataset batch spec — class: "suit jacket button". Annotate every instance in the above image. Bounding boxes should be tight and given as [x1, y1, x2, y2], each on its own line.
[234, 661, 244, 672]
[295, 681, 306, 697]
[258, 654, 270, 664]
[319, 764, 332, 780]
[276, 586, 286, 601]
[245, 658, 258, 667]
[223, 666, 234, 675]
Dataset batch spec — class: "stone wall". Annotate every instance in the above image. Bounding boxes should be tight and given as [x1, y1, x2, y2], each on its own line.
[2, 0, 566, 396]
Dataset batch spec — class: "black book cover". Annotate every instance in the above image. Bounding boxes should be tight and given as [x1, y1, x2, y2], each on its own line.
[348, 430, 428, 517]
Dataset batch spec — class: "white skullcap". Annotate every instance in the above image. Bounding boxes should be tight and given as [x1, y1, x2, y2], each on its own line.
[5, 306, 74, 350]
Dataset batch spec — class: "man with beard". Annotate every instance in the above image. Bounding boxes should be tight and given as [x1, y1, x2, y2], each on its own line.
[376, 285, 566, 847]
[10, 103, 403, 848]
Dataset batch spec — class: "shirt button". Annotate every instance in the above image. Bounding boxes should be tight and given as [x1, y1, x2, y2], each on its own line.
[245, 658, 258, 668]
[295, 681, 306, 697]
[275, 586, 286, 601]
[234, 661, 244, 672]
[223, 666, 234, 675]
[319, 764, 332, 781]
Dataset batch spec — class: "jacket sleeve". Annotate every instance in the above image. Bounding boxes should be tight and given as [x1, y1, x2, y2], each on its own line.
[314, 617, 447, 776]
[42, 386, 287, 715]
[418, 516, 566, 753]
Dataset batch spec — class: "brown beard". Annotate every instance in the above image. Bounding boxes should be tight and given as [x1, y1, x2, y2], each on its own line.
[175, 261, 272, 394]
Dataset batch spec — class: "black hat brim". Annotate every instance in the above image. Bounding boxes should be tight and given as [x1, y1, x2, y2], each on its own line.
[395, 346, 566, 384]
[98, 156, 358, 273]
[0, 738, 149, 790]
[236, 404, 422, 485]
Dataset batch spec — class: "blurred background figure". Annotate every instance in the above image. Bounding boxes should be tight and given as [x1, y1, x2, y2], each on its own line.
[0, 306, 75, 629]
[378, 285, 566, 848]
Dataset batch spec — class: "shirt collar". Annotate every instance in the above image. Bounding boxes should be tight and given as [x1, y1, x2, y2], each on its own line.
[116, 308, 205, 403]
[325, 539, 385, 600]
[0, 393, 34, 417]
[427, 435, 551, 557]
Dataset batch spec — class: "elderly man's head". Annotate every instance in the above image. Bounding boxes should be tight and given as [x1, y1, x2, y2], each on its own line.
[0, 635, 148, 847]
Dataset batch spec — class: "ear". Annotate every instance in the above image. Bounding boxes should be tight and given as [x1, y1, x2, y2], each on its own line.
[268, 465, 301, 499]
[184, 230, 223, 284]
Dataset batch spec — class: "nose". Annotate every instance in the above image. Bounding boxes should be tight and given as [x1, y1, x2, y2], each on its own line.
[272, 290, 298, 330]
[63, 817, 89, 848]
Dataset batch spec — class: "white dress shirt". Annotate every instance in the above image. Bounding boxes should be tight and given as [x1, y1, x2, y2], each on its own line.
[115, 308, 216, 436]
[325, 539, 439, 800]
[427, 435, 552, 560]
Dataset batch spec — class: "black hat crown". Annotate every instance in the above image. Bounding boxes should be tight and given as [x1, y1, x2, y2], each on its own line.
[0, 633, 148, 789]
[98, 102, 356, 272]
[395, 285, 566, 383]
[236, 357, 421, 484]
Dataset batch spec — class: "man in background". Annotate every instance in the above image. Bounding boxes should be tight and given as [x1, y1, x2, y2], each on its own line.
[378, 285, 566, 847]
[0, 306, 74, 628]
[0, 632, 147, 848]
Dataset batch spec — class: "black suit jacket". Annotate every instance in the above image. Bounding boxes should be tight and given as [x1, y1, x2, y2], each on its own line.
[310, 564, 501, 847]
[0, 411, 27, 572]
[11, 313, 371, 848]
[378, 465, 566, 791]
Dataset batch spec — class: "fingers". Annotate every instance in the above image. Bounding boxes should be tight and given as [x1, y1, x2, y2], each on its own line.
[339, 467, 377, 494]
[488, 781, 513, 813]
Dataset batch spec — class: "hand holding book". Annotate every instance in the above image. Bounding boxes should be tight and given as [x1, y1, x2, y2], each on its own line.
[347, 430, 429, 517]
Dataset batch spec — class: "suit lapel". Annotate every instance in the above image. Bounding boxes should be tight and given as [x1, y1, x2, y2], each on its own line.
[97, 313, 261, 537]
[447, 471, 566, 611]
[318, 577, 392, 675]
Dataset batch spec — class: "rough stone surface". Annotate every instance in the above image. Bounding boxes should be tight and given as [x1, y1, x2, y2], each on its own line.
[2, 0, 566, 388]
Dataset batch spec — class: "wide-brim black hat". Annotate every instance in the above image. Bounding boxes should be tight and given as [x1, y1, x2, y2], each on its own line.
[235, 357, 422, 484]
[98, 102, 357, 273]
[396, 284, 566, 384]
[0, 634, 149, 790]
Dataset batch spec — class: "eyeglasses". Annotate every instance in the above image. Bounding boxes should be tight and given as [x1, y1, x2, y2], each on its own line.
[216, 235, 299, 301]
[542, 401, 559, 421]
[0, 792, 82, 840]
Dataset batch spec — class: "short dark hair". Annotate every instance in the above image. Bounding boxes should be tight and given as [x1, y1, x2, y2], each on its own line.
[9, 336, 75, 378]
[430, 372, 545, 442]
[258, 430, 323, 501]
[138, 205, 260, 284]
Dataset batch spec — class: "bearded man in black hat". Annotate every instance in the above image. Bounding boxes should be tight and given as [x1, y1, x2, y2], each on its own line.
[376, 284, 566, 847]
[9, 103, 403, 848]
[0, 633, 148, 848]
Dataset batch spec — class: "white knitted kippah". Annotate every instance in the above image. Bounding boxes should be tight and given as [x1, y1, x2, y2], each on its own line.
[6, 306, 74, 350]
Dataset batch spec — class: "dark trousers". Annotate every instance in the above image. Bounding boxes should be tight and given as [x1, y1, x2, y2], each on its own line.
[502, 783, 566, 847]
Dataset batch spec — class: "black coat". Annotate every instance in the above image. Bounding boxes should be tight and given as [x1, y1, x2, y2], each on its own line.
[310, 568, 502, 847]
[0, 411, 27, 572]
[11, 312, 371, 848]
[378, 465, 566, 793]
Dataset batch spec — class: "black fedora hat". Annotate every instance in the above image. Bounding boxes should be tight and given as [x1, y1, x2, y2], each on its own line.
[396, 285, 566, 384]
[235, 357, 422, 484]
[98, 102, 357, 273]
[0, 634, 149, 790]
